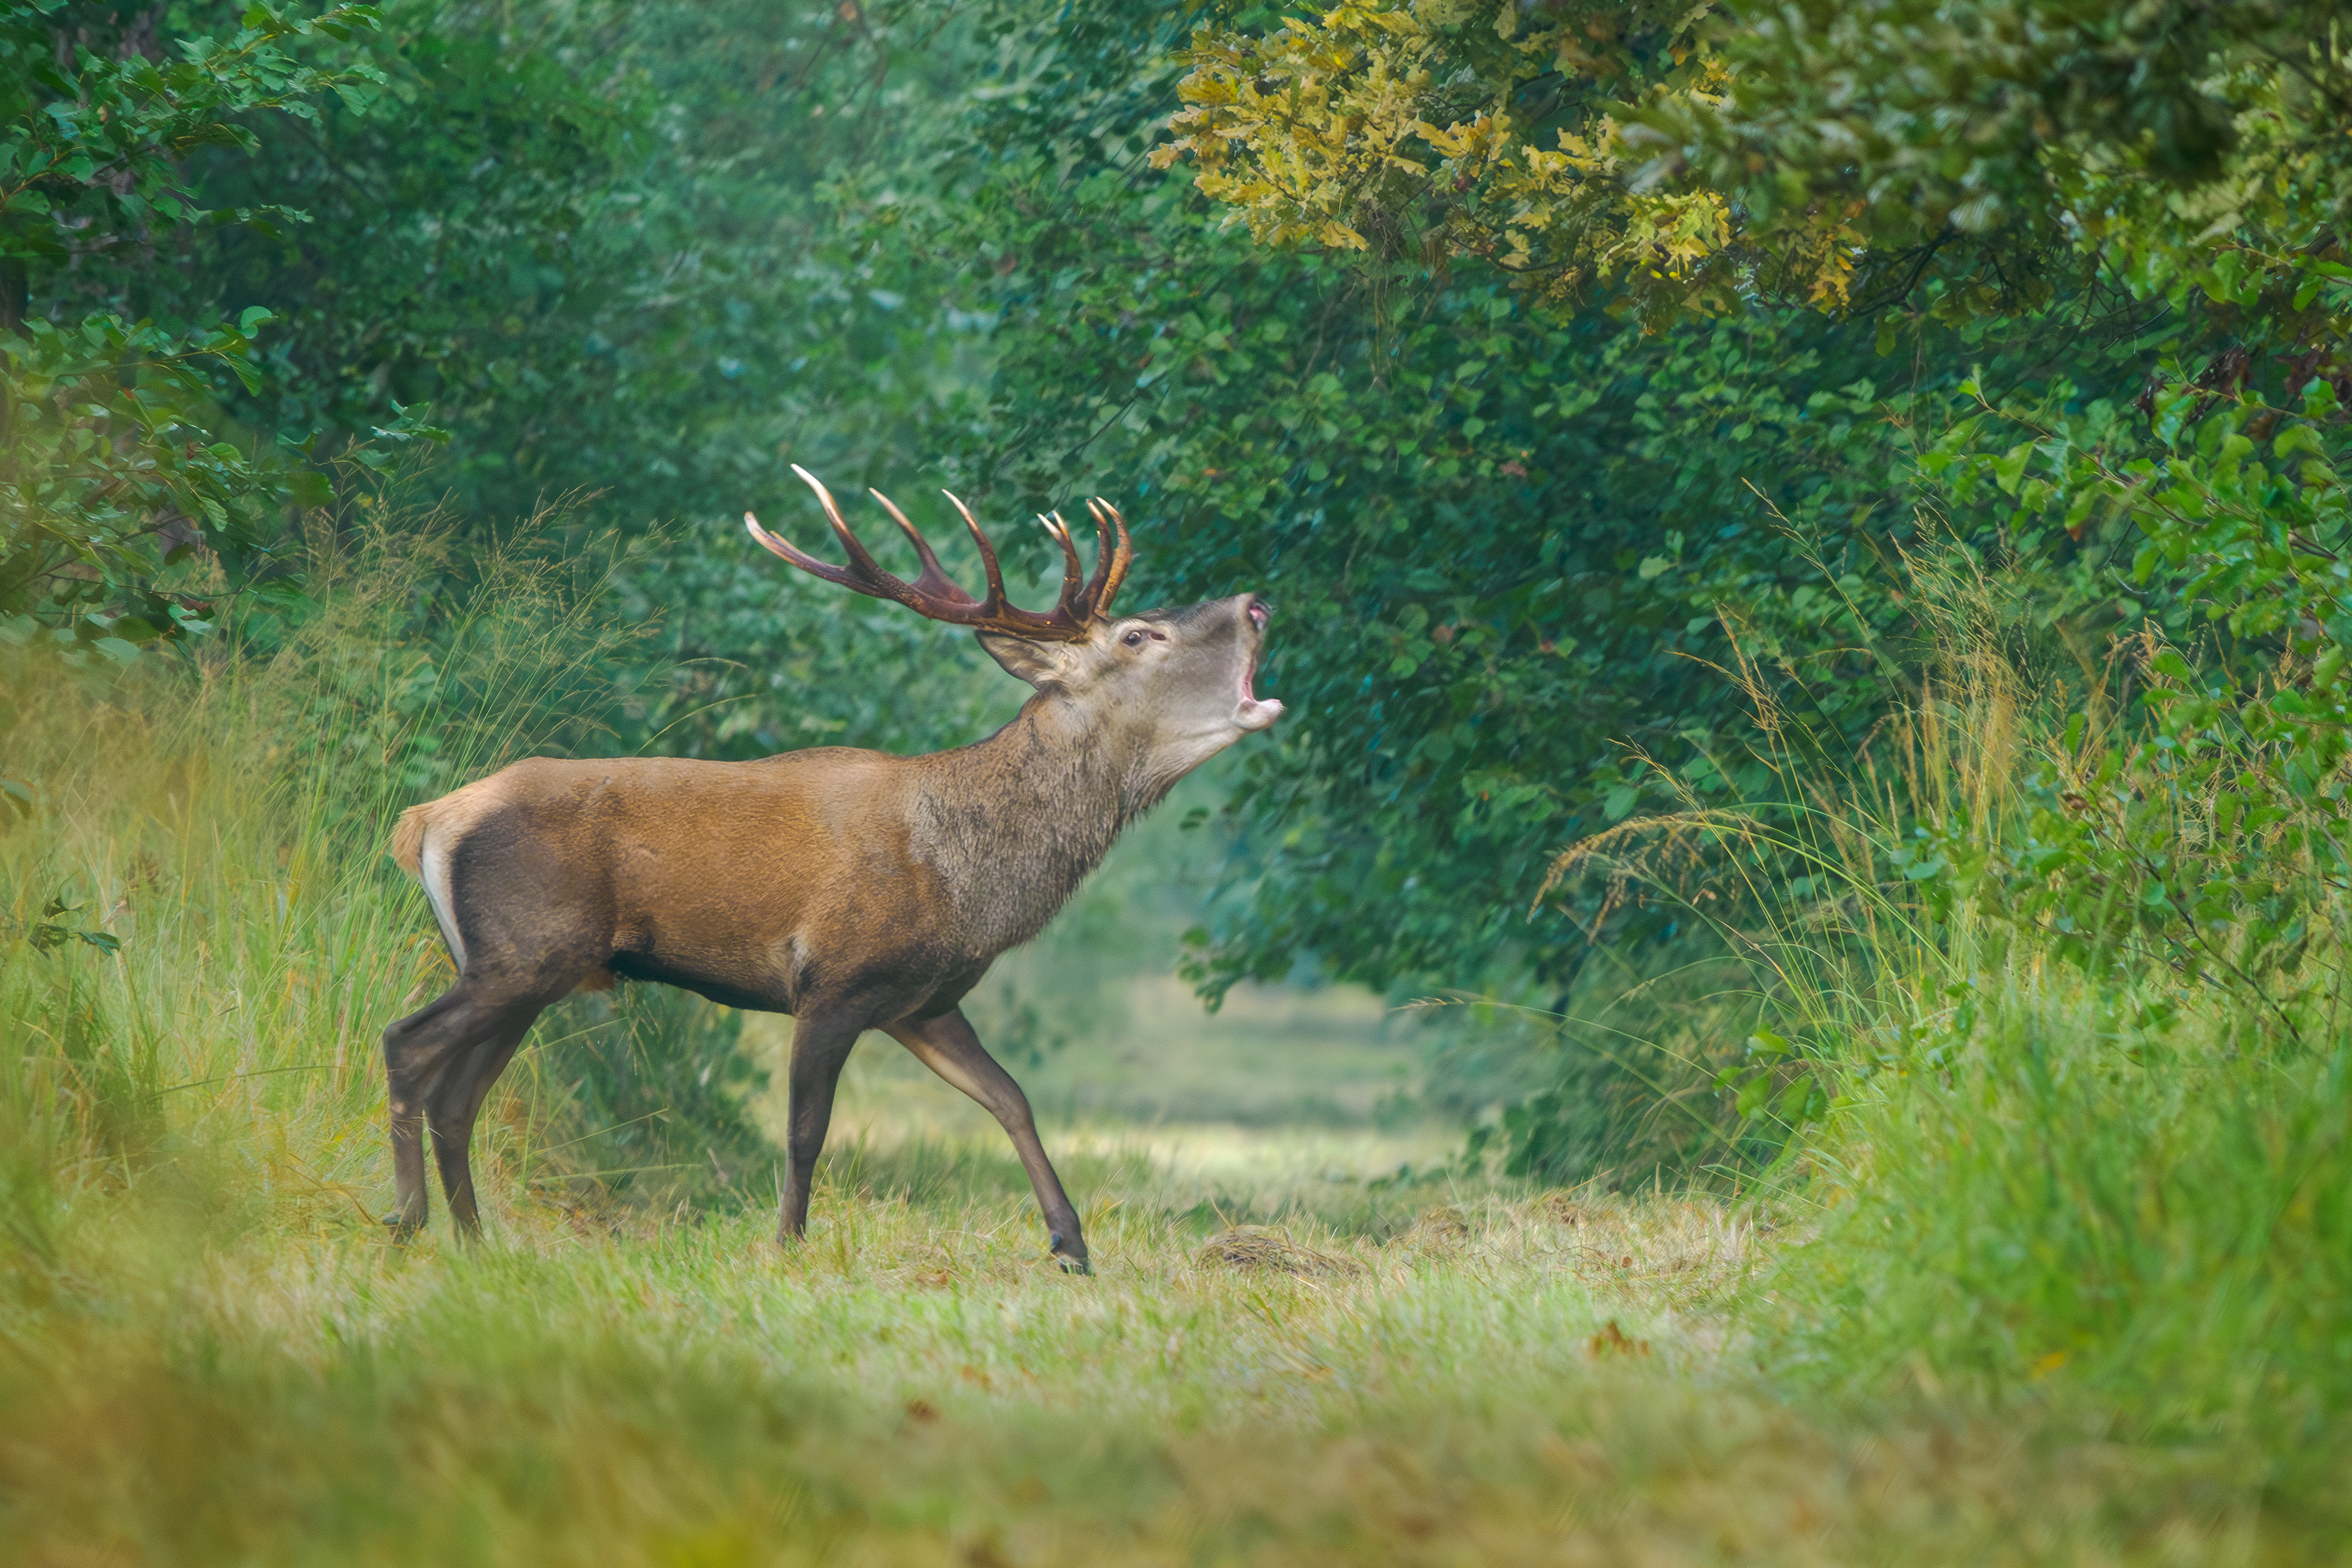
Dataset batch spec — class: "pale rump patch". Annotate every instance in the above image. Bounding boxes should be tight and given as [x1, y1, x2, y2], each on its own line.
[390, 775, 515, 977]
[418, 831, 468, 974]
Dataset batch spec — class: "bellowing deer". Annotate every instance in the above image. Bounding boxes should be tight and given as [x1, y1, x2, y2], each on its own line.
[380, 467, 1281, 1271]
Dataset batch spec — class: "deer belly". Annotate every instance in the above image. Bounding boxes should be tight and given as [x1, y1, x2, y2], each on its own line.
[605, 899, 803, 1012]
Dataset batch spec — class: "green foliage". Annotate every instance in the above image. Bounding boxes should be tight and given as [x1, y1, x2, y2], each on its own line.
[1156, 1, 1751, 324]
[1899, 294, 2352, 1008]
[6, 304, 300, 653]
[929, 0, 2165, 1017]
[0, 0, 383, 263]
[1632, 0, 2349, 321]
[164, 0, 983, 528]
[0, 1, 419, 647]
[1027, 0, 2352, 1194]
[1162, 0, 2352, 328]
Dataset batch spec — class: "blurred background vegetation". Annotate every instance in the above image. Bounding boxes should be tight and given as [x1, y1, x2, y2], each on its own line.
[9, 0, 2352, 1480]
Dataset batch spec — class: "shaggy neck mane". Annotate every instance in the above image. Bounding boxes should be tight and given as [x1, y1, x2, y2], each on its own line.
[910, 694, 1159, 955]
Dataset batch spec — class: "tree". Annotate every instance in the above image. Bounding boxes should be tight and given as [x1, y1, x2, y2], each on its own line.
[1155, 0, 2350, 333]
[0, 0, 410, 658]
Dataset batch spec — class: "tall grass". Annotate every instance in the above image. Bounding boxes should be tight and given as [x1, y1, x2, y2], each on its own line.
[0, 502, 757, 1269]
[1525, 540, 2352, 1455]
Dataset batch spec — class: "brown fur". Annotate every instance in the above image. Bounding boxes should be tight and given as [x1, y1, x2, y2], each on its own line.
[376, 590, 1282, 1270]
[389, 803, 431, 877]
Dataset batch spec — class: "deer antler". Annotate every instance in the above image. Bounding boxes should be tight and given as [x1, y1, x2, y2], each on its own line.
[745, 466, 1132, 642]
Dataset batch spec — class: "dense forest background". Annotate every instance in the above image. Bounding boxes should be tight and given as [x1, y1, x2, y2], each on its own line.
[7, 0, 2351, 1182]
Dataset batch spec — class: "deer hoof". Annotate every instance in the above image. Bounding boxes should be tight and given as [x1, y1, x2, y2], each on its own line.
[381, 1215, 422, 1243]
[1057, 1255, 1093, 1277]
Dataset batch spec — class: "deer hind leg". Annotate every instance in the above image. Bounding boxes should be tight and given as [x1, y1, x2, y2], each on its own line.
[775, 1011, 863, 1248]
[427, 1003, 543, 1241]
[380, 985, 537, 1240]
[886, 1008, 1089, 1274]
[381, 987, 468, 1237]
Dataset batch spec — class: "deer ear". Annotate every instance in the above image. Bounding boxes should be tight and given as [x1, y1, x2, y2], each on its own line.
[975, 631, 1074, 689]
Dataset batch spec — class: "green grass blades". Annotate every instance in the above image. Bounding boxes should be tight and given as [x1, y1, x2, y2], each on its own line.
[5, 1178, 2335, 1567]
[1772, 974, 2352, 1444]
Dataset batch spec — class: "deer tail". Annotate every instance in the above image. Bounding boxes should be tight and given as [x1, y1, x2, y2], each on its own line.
[390, 802, 434, 878]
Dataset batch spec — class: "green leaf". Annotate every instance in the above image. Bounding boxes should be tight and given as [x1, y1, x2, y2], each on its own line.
[286, 469, 335, 509]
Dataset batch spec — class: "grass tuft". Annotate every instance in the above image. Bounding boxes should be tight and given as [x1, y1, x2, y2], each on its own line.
[1197, 1224, 1364, 1278]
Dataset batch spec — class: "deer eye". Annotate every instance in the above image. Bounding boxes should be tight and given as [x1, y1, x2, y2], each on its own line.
[1122, 629, 1145, 649]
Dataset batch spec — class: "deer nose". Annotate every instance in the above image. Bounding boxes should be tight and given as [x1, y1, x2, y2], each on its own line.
[1247, 596, 1271, 631]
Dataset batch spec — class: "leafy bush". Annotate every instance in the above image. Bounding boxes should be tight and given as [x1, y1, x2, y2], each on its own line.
[0, 1, 417, 648]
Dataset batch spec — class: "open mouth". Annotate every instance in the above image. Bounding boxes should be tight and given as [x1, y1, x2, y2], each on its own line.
[1236, 649, 1283, 731]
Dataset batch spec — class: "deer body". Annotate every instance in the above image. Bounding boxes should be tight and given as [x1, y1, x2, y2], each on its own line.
[380, 471, 1279, 1270]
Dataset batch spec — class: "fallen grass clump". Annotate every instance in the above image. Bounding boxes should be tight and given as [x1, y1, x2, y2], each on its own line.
[1197, 1224, 1363, 1277]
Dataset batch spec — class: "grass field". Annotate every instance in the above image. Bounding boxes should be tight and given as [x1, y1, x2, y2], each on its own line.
[6, 1131, 2335, 1567]
[8, 534, 2352, 1564]
[9, 996, 2346, 1565]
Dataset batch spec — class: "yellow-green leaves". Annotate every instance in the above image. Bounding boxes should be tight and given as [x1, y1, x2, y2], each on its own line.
[1156, 0, 1766, 326]
[1161, 0, 2352, 335]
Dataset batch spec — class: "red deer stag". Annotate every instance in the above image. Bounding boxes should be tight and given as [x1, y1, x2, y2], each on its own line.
[380, 466, 1281, 1271]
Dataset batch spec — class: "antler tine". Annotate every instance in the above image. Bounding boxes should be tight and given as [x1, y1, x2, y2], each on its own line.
[1039, 512, 1086, 619]
[869, 488, 981, 610]
[939, 490, 1015, 619]
[788, 465, 892, 584]
[745, 510, 863, 592]
[1081, 498, 1134, 618]
[750, 466, 964, 619]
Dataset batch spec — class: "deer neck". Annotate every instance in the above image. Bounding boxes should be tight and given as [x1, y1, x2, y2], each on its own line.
[912, 695, 1148, 957]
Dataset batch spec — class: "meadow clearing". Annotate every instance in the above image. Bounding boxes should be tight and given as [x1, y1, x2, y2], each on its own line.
[10, 1103, 2324, 1567]
[6, 540, 2350, 1565]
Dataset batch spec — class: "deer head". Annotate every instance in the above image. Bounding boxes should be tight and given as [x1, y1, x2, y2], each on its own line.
[747, 467, 1282, 803]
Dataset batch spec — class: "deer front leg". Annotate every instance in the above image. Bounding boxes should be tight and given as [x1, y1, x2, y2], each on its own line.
[886, 1008, 1090, 1274]
[776, 1012, 862, 1248]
